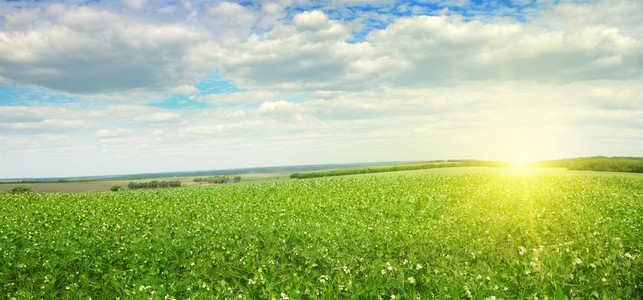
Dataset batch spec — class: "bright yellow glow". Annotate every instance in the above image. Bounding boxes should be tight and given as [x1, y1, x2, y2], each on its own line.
[513, 160, 529, 169]
[512, 159, 530, 169]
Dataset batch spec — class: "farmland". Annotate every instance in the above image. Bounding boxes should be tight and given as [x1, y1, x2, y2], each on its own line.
[1, 168, 642, 298]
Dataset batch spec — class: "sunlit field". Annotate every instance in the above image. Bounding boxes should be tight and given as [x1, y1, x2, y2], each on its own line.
[1, 169, 641, 299]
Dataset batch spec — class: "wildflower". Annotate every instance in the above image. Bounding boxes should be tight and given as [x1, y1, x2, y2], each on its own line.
[281, 292, 289, 299]
[391, 295, 396, 299]
[572, 258, 582, 265]
[408, 277, 416, 284]
[416, 264, 423, 270]
[343, 266, 350, 274]
[602, 278, 607, 282]
[463, 286, 472, 298]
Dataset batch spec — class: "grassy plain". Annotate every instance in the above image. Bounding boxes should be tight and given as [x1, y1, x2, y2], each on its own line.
[1, 167, 641, 298]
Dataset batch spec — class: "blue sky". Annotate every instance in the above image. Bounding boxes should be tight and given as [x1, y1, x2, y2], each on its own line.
[0, 0, 642, 178]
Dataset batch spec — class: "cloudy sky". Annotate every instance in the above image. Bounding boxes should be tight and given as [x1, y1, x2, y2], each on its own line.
[0, 0, 641, 178]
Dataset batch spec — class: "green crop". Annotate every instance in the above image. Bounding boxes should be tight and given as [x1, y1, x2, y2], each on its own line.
[1, 172, 642, 299]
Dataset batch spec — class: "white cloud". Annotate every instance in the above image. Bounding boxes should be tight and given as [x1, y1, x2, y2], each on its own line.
[292, 10, 331, 31]
[0, 119, 92, 132]
[0, 5, 210, 95]
[197, 90, 278, 105]
[134, 112, 181, 123]
[95, 128, 135, 137]
[257, 101, 305, 119]
[4, 8, 40, 30]
[171, 85, 199, 95]
[204, 2, 257, 36]
[179, 121, 263, 136]
[0, 106, 71, 122]
[214, 110, 246, 119]
[122, 0, 147, 11]
[210, 10, 641, 91]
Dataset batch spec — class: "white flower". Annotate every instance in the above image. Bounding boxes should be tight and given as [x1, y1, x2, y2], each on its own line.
[416, 264, 423, 270]
[408, 277, 416, 284]
[281, 292, 289, 299]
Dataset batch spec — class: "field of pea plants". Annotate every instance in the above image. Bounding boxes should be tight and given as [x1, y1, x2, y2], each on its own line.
[1, 168, 642, 299]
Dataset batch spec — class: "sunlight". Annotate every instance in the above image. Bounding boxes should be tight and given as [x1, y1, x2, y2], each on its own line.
[512, 159, 531, 169]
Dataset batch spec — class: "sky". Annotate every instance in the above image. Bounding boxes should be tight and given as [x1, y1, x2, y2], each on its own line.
[0, 0, 642, 179]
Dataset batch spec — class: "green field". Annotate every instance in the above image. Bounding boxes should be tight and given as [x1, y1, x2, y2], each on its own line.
[1, 168, 642, 298]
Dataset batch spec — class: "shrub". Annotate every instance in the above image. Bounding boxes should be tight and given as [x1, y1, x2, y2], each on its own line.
[9, 185, 33, 194]
[234, 176, 241, 182]
[110, 185, 123, 192]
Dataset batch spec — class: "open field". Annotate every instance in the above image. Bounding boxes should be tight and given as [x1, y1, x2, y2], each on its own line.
[0, 173, 289, 194]
[1, 168, 642, 298]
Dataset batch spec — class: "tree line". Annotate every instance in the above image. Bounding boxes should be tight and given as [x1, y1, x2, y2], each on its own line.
[290, 160, 512, 179]
[127, 180, 181, 189]
[194, 176, 241, 184]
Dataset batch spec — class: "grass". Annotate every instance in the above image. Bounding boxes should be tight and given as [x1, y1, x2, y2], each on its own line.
[1, 168, 642, 298]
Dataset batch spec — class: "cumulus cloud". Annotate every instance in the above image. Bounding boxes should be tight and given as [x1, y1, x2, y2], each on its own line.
[0, 5, 210, 95]
[212, 11, 641, 91]
[204, 2, 257, 36]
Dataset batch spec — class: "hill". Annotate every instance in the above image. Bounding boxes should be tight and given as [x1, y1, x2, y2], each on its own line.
[532, 156, 643, 173]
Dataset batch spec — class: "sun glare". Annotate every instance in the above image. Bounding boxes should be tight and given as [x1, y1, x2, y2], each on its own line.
[512, 159, 530, 169]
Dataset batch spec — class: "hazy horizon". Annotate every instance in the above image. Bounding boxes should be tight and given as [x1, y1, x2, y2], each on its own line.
[1, 0, 642, 178]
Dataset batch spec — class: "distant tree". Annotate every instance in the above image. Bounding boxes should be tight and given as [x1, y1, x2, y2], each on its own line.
[110, 185, 123, 192]
[233, 176, 241, 182]
[9, 185, 33, 194]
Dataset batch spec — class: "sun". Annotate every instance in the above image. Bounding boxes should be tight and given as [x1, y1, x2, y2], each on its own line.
[511, 159, 531, 169]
